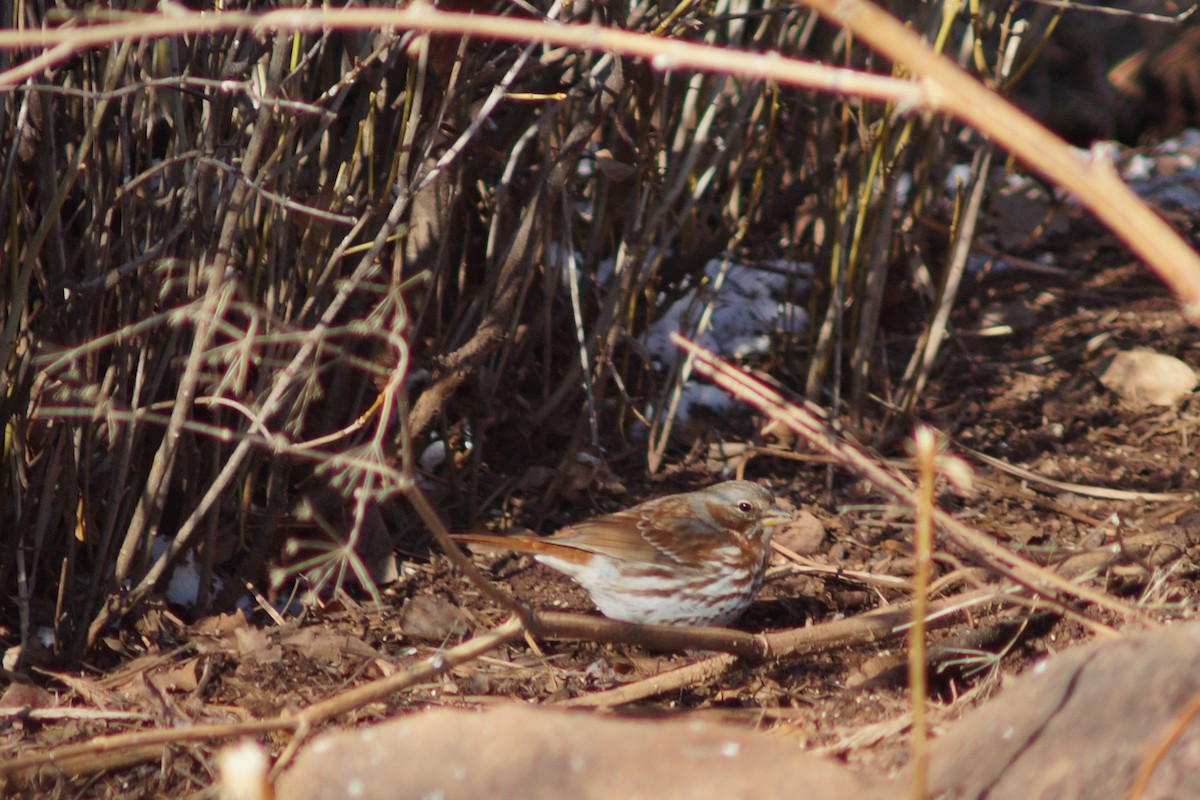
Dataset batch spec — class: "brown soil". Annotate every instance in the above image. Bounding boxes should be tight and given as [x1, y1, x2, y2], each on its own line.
[3, 211, 1199, 798]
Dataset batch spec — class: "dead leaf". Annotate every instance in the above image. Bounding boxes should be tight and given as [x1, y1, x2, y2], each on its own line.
[281, 628, 379, 663]
[148, 658, 200, 694]
[195, 609, 252, 637]
[42, 668, 128, 711]
[233, 626, 281, 664]
[399, 596, 469, 641]
[0, 681, 55, 709]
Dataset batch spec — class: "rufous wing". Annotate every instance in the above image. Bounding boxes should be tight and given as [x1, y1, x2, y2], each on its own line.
[544, 512, 681, 565]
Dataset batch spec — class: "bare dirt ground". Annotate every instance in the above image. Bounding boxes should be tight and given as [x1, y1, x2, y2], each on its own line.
[3, 200, 1199, 798]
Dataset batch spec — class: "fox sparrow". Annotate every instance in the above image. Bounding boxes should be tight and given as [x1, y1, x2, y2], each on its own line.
[452, 481, 791, 626]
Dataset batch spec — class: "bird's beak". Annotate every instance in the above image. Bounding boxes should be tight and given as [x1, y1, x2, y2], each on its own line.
[763, 508, 792, 528]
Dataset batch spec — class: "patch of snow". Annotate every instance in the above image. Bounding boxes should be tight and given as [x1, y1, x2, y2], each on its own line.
[640, 257, 809, 420]
[641, 258, 808, 365]
[1123, 153, 1155, 181]
[944, 163, 976, 190]
[418, 440, 447, 473]
[1120, 128, 1200, 208]
[36, 627, 56, 649]
[151, 536, 224, 608]
[548, 249, 810, 422]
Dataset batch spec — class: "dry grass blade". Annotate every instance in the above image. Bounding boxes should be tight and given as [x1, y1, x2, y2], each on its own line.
[4, 3, 1194, 795]
[2, 5, 1197, 312]
[2, 0, 1191, 668]
[793, 0, 1200, 315]
[908, 427, 937, 799]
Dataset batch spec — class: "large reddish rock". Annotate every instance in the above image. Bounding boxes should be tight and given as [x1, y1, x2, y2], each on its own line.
[926, 623, 1200, 799]
[276, 704, 895, 800]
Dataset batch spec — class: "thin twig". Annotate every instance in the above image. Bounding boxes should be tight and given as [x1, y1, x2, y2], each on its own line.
[406, 486, 534, 625]
[560, 588, 1001, 708]
[0, 617, 526, 784]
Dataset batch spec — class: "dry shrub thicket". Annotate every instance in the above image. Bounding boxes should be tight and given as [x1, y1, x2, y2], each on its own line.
[1, 1, 1038, 664]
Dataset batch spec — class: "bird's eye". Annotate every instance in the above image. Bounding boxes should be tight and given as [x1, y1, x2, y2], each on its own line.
[738, 501, 753, 513]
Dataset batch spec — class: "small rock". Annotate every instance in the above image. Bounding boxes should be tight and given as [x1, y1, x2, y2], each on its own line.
[1095, 347, 1197, 406]
[774, 510, 826, 555]
[399, 595, 469, 641]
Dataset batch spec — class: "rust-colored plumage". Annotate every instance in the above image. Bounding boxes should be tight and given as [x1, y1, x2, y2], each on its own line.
[452, 481, 791, 626]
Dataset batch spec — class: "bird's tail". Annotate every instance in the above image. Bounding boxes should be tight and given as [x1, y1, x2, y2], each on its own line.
[449, 533, 589, 564]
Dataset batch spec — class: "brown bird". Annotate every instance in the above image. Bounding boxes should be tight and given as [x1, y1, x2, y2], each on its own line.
[452, 481, 791, 626]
